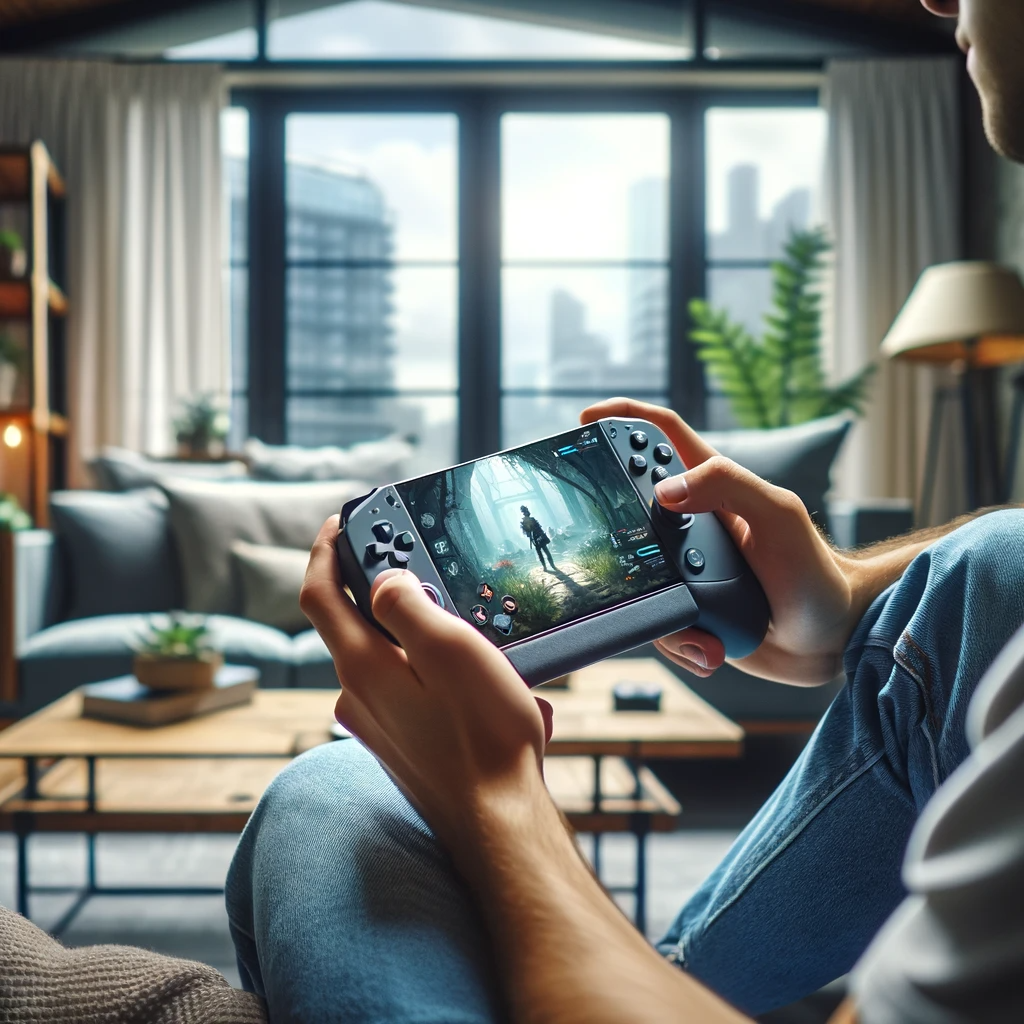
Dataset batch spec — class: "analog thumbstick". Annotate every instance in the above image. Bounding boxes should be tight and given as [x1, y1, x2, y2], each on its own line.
[652, 499, 694, 531]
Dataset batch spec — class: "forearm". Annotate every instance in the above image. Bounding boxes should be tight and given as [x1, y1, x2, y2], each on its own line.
[836, 504, 1021, 630]
[459, 771, 747, 1024]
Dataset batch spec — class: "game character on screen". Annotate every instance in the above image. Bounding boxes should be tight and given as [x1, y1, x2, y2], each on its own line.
[519, 505, 556, 571]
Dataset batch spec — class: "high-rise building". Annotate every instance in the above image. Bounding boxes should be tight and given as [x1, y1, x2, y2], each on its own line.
[227, 155, 407, 447]
[628, 178, 668, 375]
[549, 288, 611, 389]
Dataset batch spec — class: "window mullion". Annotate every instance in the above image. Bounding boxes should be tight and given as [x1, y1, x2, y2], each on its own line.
[457, 94, 502, 462]
[670, 92, 707, 429]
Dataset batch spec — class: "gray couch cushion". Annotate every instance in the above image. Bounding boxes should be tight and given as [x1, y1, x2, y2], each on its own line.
[18, 613, 295, 715]
[160, 478, 368, 616]
[702, 414, 852, 528]
[232, 541, 310, 634]
[291, 629, 337, 689]
[91, 446, 248, 492]
[48, 490, 181, 620]
[244, 435, 413, 484]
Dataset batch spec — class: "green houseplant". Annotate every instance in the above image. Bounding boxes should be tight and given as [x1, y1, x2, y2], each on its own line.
[174, 393, 231, 457]
[689, 227, 875, 429]
[0, 493, 32, 532]
[0, 329, 26, 409]
[133, 612, 223, 691]
[0, 228, 27, 280]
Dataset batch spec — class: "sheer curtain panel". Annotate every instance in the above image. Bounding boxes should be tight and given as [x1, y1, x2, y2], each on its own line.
[825, 58, 964, 523]
[0, 60, 226, 481]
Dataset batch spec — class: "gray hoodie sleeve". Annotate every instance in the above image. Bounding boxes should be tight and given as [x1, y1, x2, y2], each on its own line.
[852, 624, 1024, 1023]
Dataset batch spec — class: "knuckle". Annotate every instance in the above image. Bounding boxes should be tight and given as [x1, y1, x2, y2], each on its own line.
[773, 487, 808, 518]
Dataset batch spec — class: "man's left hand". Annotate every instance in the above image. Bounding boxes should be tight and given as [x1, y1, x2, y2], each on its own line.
[300, 516, 554, 860]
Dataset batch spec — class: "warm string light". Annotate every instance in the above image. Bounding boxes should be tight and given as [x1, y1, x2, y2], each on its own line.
[3, 423, 23, 448]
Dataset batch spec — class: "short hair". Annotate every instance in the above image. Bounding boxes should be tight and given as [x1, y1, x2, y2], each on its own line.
[520, 505, 529, 513]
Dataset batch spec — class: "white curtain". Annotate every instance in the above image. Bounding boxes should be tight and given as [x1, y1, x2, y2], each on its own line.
[825, 58, 964, 523]
[0, 60, 226, 482]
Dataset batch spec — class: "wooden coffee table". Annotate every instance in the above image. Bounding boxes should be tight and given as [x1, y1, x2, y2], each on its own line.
[0, 659, 742, 934]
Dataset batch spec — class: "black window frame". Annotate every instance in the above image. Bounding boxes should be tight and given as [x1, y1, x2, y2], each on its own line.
[232, 82, 820, 461]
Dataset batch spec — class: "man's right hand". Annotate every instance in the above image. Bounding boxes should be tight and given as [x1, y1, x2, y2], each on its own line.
[582, 398, 874, 686]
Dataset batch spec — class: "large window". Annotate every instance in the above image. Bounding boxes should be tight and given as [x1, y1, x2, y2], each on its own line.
[501, 114, 670, 448]
[283, 114, 459, 473]
[704, 106, 828, 427]
[229, 94, 827, 470]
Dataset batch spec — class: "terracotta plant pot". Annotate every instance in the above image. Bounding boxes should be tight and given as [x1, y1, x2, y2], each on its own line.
[133, 652, 224, 691]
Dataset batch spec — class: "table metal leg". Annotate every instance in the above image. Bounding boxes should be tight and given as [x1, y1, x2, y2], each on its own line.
[15, 825, 28, 917]
[634, 817, 650, 937]
[591, 754, 604, 878]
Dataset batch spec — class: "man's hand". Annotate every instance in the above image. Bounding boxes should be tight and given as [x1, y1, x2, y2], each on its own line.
[300, 517, 553, 861]
[582, 398, 870, 686]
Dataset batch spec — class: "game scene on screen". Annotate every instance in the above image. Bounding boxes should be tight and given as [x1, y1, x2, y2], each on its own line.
[396, 428, 681, 646]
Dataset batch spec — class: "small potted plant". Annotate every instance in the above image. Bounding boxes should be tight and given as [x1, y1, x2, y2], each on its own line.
[174, 393, 231, 458]
[0, 330, 25, 409]
[132, 612, 224, 691]
[0, 229, 27, 280]
[0, 493, 31, 531]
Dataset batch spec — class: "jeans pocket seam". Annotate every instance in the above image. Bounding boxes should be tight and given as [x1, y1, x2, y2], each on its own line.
[697, 747, 887, 938]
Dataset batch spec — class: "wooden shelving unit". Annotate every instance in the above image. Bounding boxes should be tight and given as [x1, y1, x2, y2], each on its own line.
[0, 141, 68, 528]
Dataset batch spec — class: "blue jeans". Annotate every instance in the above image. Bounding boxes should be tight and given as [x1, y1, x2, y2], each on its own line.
[225, 510, 1024, 1021]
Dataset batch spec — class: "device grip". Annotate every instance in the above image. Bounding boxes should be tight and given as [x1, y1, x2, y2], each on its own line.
[686, 572, 771, 660]
[506, 583, 699, 687]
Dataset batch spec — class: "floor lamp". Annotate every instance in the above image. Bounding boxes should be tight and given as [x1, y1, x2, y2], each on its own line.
[880, 262, 1024, 523]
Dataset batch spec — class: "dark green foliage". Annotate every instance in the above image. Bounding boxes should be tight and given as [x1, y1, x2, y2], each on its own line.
[135, 612, 217, 659]
[689, 227, 875, 429]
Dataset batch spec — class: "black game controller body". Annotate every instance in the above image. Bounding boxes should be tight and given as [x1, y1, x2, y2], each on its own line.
[336, 418, 770, 687]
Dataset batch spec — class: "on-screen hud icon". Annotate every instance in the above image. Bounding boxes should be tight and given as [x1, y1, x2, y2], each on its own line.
[500, 595, 518, 615]
[492, 613, 513, 635]
[477, 582, 495, 602]
[470, 604, 488, 626]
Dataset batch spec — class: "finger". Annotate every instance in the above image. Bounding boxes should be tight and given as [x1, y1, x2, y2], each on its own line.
[301, 516, 398, 676]
[535, 696, 554, 748]
[371, 570, 522, 688]
[579, 397, 719, 469]
[654, 455, 800, 531]
[655, 627, 726, 671]
[654, 639, 717, 678]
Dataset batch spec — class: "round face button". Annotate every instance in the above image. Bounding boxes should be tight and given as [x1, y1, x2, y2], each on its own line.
[684, 547, 705, 572]
[630, 430, 649, 450]
[651, 466, 670, 484]
[629, 454, 647, 474]
[653, 443, 674, 465]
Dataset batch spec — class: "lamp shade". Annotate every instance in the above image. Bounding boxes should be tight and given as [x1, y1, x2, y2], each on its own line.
[881, 261, 1024, 367]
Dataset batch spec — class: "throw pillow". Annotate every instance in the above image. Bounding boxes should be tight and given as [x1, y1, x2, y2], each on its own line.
[160, 478, 368, 615]
[702, 414, 852, 527]
[90, 446, 248, 492]
[244, 435, 414, 484]
[49, 489, 181, 620]
[231, 541, 311, 634]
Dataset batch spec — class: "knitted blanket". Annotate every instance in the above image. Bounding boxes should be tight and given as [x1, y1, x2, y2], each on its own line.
[0, 905, 267, 1023]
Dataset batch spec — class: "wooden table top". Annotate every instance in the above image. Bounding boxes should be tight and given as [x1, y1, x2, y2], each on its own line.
[0, 658, 742, 761]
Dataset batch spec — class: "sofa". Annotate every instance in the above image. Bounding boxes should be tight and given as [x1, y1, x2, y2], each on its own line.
[0, 418, 914, 725]
[0, 477, 372, 720]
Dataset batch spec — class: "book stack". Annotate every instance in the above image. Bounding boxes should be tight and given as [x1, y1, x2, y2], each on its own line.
[81, 665, 259, 726]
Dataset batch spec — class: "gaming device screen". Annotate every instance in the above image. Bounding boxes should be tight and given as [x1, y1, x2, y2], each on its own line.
[396, 427, 682, 647]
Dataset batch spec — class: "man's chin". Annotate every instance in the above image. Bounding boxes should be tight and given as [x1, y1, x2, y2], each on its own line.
[981, 100, 1024, 165]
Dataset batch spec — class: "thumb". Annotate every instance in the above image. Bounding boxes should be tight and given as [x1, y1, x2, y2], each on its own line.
[371, 569, 522, 683]
[654, 455, 800, 529]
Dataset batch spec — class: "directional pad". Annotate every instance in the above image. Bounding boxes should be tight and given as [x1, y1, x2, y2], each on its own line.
[372, 520, 395, 543]
[365, 541, 390, 562]
[394, 531, 415, 551]
[388, 551, 410, 568]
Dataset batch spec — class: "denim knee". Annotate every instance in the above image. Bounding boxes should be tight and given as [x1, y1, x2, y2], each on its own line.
[847, 509, 1024, 801]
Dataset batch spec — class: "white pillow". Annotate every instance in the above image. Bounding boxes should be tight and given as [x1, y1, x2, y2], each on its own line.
[231, 541, 310, 634]
[160, 477, 368, 615]
[244, 435, 414, 484]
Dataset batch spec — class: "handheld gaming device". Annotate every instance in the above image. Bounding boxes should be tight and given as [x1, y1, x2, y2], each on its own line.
[336, 418, 770, 687]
